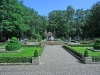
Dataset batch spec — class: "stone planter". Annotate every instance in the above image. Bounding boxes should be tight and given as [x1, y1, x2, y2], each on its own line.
[83, 57, 92, 64]
[32, 57, 40, 65]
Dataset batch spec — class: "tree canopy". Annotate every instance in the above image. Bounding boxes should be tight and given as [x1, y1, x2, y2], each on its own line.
[0, 0, 100, 41]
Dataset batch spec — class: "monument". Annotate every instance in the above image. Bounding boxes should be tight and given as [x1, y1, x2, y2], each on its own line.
[44, 30, 55, 41]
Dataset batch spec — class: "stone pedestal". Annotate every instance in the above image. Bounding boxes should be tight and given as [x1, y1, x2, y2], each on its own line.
[84, 57, 92, 64]
[32, 57, 39, 65]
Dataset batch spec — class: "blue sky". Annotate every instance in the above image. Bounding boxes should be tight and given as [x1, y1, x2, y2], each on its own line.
[23, 0, 99, 16]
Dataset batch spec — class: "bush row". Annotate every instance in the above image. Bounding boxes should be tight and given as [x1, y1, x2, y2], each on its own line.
[22, 43, 41, 47]
[92, 56, 100, 62]
[63, 45, 83, 58]
[93, 39, 100, 50]
[68, 44, 93, 47]
[0, 57, 32, 63]
[81, 42, 89, 44]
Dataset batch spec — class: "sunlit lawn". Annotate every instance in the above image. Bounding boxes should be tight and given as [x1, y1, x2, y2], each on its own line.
[0, 46, 44, 57]
[72, 47, 100, 56]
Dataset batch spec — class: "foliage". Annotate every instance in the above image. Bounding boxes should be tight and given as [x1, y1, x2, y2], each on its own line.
[34, 50, 38, 57]
[0, 45, 44, 63]
[68, 44, 93, 47]
[22, 43, 42, 47]
[0, 0, 47, 41]
[63, 45, 83, 58]
[61, 37, 65, 41]
[0, 57, 31, 63]
[70, 46, 100, 56]
[6, 37, 21, 51]
[84, 49, 88, 57]
[65, 44, 100, 62]
[83, 2, 100, 37]
[42, 34, 47, 40]
[93, 39, 100, 50]
[36, 34, 42, 42]
[47, 1, 100, 38]
[92, 56, 100, 62]
[0, 0, 100, 40]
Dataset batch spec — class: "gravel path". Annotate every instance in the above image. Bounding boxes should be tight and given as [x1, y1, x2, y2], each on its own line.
[0, 45, 100, 75]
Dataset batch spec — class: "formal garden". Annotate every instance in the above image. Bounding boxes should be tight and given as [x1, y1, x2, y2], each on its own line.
[0, 0, 100, 64]
[63, 38, 100, 63]
[0, 37, 44, 63]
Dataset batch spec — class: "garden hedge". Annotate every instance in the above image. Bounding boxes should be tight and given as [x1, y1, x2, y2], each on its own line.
[68, 44, 93, 47]
[63, 45, 83, 58]
[0, 57, 31, 63]
[22, 43, 42, 47]
[93, 39, 100, 50]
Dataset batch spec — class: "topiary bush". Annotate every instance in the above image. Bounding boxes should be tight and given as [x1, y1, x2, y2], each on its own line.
[93, 39, 100, 50]
[6, 37, 21, 51]
[34, 50, 38, 57]
[84, 49, 88, 57]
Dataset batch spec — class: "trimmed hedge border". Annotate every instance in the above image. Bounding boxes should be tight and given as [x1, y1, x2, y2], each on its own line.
[63, 45, 83, 59]
[0, 56, 40, 65]
[0, 45, 45, 64]
[67, 44, 93, 47]
[63, 45, 92, 64]
[0, 57, 32, 63]
[22, 43, 42, 47]
[63, 45, 100, 64]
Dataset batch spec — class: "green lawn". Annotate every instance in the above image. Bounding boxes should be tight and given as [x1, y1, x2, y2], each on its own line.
[72, 47, 100, 56]
[0, 46, 44, 57]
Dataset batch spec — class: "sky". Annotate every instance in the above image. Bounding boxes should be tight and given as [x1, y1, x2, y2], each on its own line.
[23, 0, 99, 16]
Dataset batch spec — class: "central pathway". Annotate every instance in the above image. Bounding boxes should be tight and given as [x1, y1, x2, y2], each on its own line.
[40, 45, 81, 65]
[0, 45, 100, 75]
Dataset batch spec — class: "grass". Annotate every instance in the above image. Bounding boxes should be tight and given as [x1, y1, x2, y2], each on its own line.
[0, 46, 44, 57]
[72, 47, 100, 56]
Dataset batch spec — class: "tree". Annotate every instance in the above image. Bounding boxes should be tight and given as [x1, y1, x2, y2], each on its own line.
[89, 2, 100, 37]
[74, 9, 86, 37]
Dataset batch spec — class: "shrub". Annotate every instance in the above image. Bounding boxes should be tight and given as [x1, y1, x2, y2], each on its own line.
[92, 56, 100, 62]
[63, 45, 83, 58]
[84, 49, 88, 57]
[68, 44, 93, 47]
[34, 50, 38, 57]
[61, 37, 65, 41]
[22, 43, 41, 47]
[36, 34, 42, 42]
[71, 40, 76, 43]
[6, 37, 21, 51]
[0, 57, 31, 63]
[42, 34, 47, 40]
[81, 42, 89, 44]
[93, 39, 100, 50]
